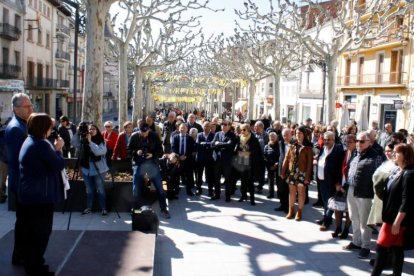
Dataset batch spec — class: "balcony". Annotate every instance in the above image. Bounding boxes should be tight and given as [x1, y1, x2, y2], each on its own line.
[56, 24, 70, 37]
[55, 50, 70, 62]
[0, 23, 21, 40]
[0, 63, 21, 79]
[337, 72, 407, 87]
[26, 77, 69, 89]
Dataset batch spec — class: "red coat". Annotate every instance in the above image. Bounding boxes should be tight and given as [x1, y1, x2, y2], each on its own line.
[112, 132, 129, 160]
[102, 130, 118, 151]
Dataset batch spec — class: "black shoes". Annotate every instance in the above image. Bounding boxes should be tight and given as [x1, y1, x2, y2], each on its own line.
[313, 201, 323, 207]
[358, 248, 370, 259]
[210, 195, 220, 200]
[0, 195, 7, 204]
[238, 196, 247, 202]
[316, 219, 324, 225]
[343, 242, 361, 251]
[196, 189, 202, 196]
[266, 194, 274, 199]
[331, 227, 342, 238]
[274, 206, 288, 213]
[339, 228, 349, 239]
[186, 191, 195, 196]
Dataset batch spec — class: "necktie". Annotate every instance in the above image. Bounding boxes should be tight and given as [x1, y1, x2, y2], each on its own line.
[180, 136, 185, 155]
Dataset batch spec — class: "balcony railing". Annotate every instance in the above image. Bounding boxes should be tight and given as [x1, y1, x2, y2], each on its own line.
[55, 50, 70, 61]
[56, 24, 70, 36]
[0, 23, 21, 40]
[26, 77, 69, 89]
[0, 63, 21, 79]
[337, 72, 407, 86]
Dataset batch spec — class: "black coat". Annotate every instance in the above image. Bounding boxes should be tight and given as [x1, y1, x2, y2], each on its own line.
[212, 131, 237, 163]
[195, 132, 214, 163]
[382, 167, 414, 228]
[352, 146, 382, 198]
[172, 134, 194, 159]
[316, 144, 345, 195]
[234, 135, 265, 180]
[128, 131, 163, 166]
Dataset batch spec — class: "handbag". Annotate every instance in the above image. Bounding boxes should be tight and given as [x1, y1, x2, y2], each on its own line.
[328, 192, 347, 212]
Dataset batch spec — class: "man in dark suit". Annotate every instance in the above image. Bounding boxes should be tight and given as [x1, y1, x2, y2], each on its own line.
[172, 123, 195, 196]
[212, 120, 237, 201]
[275, 128, 293, 213]
[195, 121, 215, 196]
[5, 93, 33, 266]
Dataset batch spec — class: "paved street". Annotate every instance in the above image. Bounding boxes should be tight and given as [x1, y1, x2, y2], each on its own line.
[0, 184, 413, 276]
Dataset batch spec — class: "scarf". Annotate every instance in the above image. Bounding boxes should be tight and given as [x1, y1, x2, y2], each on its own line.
[240, 132, 251, 148]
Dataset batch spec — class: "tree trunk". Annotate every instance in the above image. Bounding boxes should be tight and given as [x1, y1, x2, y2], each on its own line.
[83, 0, 113, 129]
[218, 89, 223, 116]
[326, 55, 337, 124]
[118, 44, 129, 130]
[132, 66, 144, 126]
[247, 79, 255, 120]
[273, 74, 281, 121]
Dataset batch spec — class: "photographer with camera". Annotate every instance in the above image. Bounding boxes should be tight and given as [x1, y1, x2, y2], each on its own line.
[128, 122, 170, 219]
[74, 122, 109, 216]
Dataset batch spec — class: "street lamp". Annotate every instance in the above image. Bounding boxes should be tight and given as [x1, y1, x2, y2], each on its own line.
[61, 0, 80, 124]
[310, 59, 327, 124]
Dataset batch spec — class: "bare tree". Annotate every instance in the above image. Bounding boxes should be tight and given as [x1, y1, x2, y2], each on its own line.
[107, 0, 218, 127]
[240, 0, 413, 123]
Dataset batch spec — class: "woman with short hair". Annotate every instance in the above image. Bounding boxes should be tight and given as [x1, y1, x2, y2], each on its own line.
[19, 113, 65, 275]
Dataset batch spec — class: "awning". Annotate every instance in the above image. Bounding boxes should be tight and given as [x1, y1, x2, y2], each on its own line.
[235, 100, 247, 110]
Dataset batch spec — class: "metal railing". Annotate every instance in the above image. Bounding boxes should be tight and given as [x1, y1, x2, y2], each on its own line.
[56, 24, 70, 36]
[0, 23, 21, 40]
[55, 50, 70, 61]
[26, 77, 69, 89]
[0, 63, 21, 78]
[337, 72, 407, 86]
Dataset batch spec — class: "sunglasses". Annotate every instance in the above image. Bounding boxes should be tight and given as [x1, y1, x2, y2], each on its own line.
[104, 125, 111, 128]
[356, 140, 367, 144]
[222, 123, 229, 126]
[241, 129, 248, 132]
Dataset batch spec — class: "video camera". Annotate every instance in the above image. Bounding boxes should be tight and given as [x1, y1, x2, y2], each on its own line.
[78, 121, 92, 139]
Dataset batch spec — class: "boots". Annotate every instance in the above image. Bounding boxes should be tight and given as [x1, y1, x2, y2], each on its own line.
[286, 206, 295, 219]
[295, 209, 303, 221]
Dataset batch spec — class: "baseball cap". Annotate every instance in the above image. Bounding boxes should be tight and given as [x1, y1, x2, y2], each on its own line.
[139, 122, 149, 132]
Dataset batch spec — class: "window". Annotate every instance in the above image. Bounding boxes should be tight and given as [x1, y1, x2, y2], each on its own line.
[358, 56, 364, 84]
[46, 64, 50, 78]
[344, 95, 357, 120]
[47, 7, 50, 18]
[3, 8, 9, 24]
[34, 0, 37, 10]
[29, 0, 32, 7]
[2, 48, 9, 64]
[15, 51, 20, 67]
[377, 53, 384, 83]
[38, 28, 42, 45]
[46, 33, 50, 48]
[28, 24, 33, 41]
[390, 49, 403, 84]
[15, 14, 21, 30]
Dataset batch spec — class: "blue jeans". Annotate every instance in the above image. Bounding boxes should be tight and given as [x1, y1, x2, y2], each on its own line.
[83, 173, 107, 210]
[133, 161, 167, 211]
[319, 179, 334, 224]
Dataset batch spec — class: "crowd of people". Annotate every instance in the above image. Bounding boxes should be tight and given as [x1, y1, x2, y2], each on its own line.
[2, 92, 414, 275]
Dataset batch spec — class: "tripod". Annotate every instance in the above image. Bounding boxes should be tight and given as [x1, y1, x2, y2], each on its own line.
[63, 139, 120, 231]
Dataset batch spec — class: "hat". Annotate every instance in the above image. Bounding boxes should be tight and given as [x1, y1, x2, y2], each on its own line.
[139, 123, 149, 132]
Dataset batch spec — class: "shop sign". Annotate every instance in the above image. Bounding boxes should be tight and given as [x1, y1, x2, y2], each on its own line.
[393, 100, 404, 110]
[0, 80, 24, 91]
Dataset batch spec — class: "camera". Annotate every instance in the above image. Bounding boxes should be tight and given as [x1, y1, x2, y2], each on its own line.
[50, 129, 59, 140]
[78, 121, 91, 138]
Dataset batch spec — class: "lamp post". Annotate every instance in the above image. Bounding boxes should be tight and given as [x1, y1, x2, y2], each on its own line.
[62, 0, 80, 124]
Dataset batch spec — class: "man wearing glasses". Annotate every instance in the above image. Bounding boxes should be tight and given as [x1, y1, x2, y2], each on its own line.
[343, 131, 382, 259]
[5, 93, 33, 266]
[211, 120, 236, 201]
